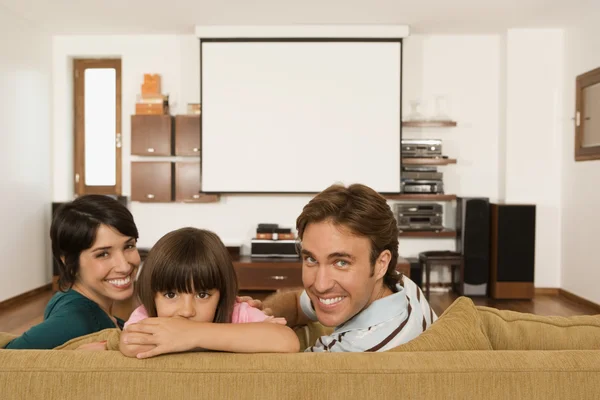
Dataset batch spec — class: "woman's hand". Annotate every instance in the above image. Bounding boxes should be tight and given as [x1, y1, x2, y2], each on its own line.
[122, 317, 199, 359]
[76, 341, 107, 351]
[236, 296, 273, 316]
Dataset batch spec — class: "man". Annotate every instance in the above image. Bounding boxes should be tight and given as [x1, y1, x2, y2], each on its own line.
[263, 183, 437, 352]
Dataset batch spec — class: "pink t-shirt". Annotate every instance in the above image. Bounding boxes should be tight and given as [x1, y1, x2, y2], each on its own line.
[124, 301, 268, 329]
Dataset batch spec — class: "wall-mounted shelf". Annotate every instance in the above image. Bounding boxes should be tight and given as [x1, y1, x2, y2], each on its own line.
[402, 158, 457, 166]
[188, 193, 220, 203]
[402, 120, 457, 128]
[385, 194, 457, 201]
[398, 229, 457, 238]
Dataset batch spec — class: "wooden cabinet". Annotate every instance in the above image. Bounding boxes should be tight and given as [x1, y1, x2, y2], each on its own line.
[131, 115, 172, 156]
[130, 114, 218, 204]
[175, 115, 200, 156]
[174, 162, 220, 203]
[233, 257, 303, 291]
[175, 162, 201, 202]
[232, 257, 411, 291]
[131, 162, 173, 202]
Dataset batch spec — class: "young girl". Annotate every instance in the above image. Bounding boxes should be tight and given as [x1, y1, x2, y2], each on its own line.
[120, 227, 299, 358]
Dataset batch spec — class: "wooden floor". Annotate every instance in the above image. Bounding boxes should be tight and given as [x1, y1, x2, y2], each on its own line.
[0, 289, 598, 335]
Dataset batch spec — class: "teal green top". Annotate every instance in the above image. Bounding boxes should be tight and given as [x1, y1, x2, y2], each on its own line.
[4, 289, 124, 350]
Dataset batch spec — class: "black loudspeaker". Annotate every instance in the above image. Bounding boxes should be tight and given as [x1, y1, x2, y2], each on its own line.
[489, 203, 536, 299]
[456, 197, 490, 296]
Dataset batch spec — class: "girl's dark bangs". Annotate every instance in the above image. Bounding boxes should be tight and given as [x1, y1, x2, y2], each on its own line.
[150, 259, 224, 294]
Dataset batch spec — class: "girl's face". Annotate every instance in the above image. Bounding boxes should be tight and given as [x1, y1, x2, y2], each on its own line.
[154, 288, 221, 322]
[74, 224, 140, 312]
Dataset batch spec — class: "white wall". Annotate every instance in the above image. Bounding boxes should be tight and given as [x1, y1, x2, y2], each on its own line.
[55, 34, 564, 290]
[52, 35, 318, 249]
[504, 29, 564, 288]
[399, 35, 502, 284]
[561, 8, 600, 304]
[53, 35, 503, 274]
[52, 35, 189, 202]
[0, 10, 52, 301]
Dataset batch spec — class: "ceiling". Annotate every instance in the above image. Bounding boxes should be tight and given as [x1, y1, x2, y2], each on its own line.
[0, 0, 596, 35]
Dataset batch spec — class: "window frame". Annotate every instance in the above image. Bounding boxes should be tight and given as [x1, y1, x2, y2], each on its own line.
[575, 66, 600, 162]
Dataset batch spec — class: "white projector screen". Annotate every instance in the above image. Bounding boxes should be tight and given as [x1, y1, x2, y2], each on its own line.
[200, 40, 402, 193]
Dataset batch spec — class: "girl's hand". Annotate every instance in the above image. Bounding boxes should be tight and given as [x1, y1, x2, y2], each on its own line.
[122, 317, 198, 359]
[236, 296, 273, 316]
[76, 341, 107, 351]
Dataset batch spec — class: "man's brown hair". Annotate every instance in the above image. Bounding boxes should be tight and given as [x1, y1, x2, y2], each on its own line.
[296, 183, 400, 290]
[135, 227, 238, 323]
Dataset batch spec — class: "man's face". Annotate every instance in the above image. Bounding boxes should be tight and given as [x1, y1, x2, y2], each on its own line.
[301, 220, 389, 328]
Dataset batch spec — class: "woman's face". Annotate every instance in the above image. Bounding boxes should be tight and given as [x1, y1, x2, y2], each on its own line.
[73, 224, 140, 310]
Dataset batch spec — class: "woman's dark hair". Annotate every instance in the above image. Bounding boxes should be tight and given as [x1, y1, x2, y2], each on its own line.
[135, 227, 238, 323]
[51, 195, 139, 291]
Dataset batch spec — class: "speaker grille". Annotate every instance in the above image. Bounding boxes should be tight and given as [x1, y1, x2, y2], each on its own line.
[457, 198, 490, 286]
[497, 205, 536, 282]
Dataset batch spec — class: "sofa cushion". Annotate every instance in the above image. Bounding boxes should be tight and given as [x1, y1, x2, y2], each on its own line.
[54, 328, 121, 350]
[294, 322, 334, 351]
[477, 306, 600, 350]
[0, 332, 17, 348]
[388, 296, 493, 352]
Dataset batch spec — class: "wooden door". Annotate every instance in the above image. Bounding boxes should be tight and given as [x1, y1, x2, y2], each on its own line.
[73, 59, 122, 195]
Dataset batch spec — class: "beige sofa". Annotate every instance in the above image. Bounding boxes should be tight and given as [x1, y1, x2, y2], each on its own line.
[1, 297, 600, 400]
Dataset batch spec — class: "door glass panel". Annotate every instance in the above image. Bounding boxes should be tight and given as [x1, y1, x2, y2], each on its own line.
[84, 68, 116, 186]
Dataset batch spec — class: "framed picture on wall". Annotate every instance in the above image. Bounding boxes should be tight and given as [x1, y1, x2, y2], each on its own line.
[575, 66, 600, 161]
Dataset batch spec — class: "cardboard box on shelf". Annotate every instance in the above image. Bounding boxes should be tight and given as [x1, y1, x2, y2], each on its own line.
[135, 103, 166, 115]
[141, 74, 161, 95]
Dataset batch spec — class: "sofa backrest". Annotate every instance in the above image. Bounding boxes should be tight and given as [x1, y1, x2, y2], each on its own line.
[389, 296, 493, 352]
[477, 306, 600, 350]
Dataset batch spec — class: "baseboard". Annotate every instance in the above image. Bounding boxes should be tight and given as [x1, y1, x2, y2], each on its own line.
[535, 288, 560, 296]
[559, 289, 600, 313]
[0, 284, 52, 310]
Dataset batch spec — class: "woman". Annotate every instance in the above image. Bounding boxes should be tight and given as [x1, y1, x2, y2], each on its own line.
[4, 195, 141, 349]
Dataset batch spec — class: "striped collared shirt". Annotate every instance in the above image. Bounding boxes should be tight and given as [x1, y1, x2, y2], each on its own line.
[300, 275, 437, 352]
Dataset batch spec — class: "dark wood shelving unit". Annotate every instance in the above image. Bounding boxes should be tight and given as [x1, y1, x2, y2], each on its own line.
[398, 229, 457, 238]
[384, 194, 457, 201]
[131, 114, 220, 204]
[402, 158, 457, 166]
[402, 120, 457, 128]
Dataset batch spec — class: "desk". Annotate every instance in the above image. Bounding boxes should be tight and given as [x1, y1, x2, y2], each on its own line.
[233, 256, 410, 291]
